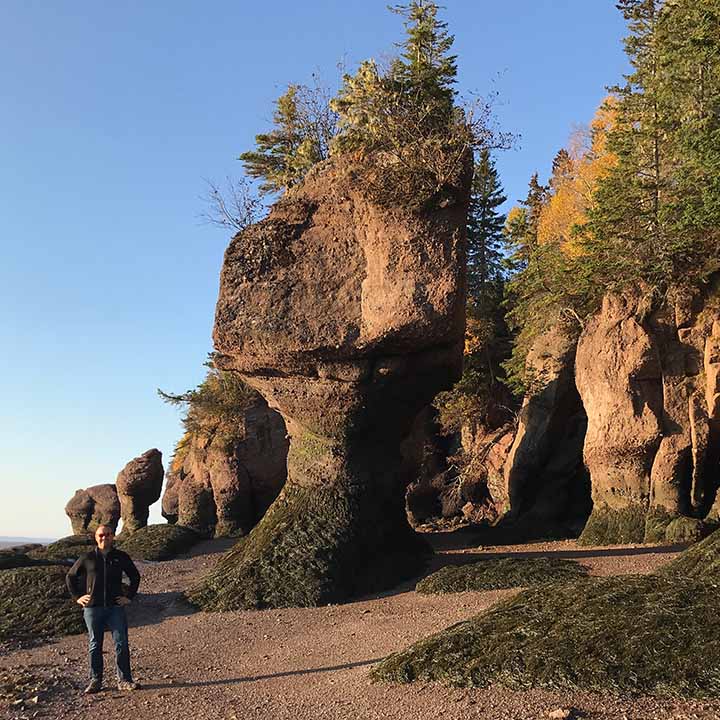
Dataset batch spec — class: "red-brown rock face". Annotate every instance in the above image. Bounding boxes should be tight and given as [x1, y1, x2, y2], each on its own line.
[65, 484, 120, 535]
[116, 449, 164, 534]
[162, 398, 288, 537]
[192, 156, 472, 609]
[576, 281, 720, 543]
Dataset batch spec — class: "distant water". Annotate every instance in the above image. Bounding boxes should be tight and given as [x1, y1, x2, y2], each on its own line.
[0, 536, 57, 549]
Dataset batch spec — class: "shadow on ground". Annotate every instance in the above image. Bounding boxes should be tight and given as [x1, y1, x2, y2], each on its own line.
[139, 658, 382, 690]
[127, 591, 197, 628]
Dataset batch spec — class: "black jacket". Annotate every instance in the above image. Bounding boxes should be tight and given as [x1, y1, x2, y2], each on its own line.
[66, 547, 140, 607]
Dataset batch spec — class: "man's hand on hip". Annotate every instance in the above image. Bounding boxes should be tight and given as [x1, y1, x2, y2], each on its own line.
[76, 594, 91, 607]
[115, 596, 131, 606]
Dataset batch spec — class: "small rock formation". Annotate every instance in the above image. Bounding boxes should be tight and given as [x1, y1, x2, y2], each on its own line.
[64, 484, 120, 535]
[576, 280, 720, 544]
[405, 421, 514, 528]
[191, 154, 472, 609]
[162, 397, 288, 537]
[161, 471, 180, 525]
[116, 449, 164, 534]
[504, 323, 590, 533]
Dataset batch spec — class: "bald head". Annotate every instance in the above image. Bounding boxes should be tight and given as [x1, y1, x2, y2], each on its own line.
[95, 524, 115, 552]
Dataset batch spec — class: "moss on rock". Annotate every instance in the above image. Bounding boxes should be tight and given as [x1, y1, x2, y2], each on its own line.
[118, 524, 200, 561]
[643, 509, 707, 544]
[416, 557, 587, 594]
[28, 535, 96, 563]
[661, 527, 720, 579]
[372, 573, 720, 696]
[0, 550, 54, 570]
[664, 517, 707, 543]
[578, 503, 646, 545]
[187, 480, 429, 610]
[0, 566, 85, 642]
[643, 507, 677, 543]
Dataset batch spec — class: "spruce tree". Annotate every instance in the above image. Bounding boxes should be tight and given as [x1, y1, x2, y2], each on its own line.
[586, 0, 720, 289]
[434, 151, 513, 431]
[240, 83, 336, 195]
[330, 1, 471, 206]
[389, 0, 457, 125]
[467, 149, 507, 311]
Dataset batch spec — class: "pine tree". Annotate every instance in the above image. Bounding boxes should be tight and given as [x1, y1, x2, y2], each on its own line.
[330, 2, 473, 207]
[585, 0, 720, 290]
[240, 83, 337, 195]
[388, 0, 457, 125]
[333, 1, 458, 152]
[466, 149, 507, 310]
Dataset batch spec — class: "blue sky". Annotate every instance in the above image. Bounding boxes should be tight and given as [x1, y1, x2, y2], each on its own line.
[0, 1, 628, 538]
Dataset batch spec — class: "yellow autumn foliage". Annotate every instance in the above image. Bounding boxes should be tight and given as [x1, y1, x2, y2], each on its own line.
[537, 97, 618, 256]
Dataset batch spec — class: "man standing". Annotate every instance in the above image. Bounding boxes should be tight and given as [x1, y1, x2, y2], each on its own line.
[66, 524, 141, 694]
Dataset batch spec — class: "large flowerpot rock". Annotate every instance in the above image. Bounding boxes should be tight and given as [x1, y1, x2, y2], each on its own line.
[116, 449, 164, 534]
[64, 484, 120, 535]
[190, 155, 472, 609]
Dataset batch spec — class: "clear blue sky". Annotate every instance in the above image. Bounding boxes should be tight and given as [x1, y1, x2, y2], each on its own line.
[0, 1, 628, 539]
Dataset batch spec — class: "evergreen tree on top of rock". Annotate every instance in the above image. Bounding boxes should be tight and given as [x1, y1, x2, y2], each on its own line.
[330, 1, 483, 207]
[239, 81, 337, 195]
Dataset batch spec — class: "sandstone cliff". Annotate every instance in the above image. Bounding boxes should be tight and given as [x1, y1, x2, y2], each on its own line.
[577, 281, 720, 544]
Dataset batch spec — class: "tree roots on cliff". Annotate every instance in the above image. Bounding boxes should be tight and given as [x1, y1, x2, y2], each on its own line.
[415, 557, 587, 594]
[0, 566, 85, 643]
[118, 524, 200, 561]
[186, 481, 430, 610]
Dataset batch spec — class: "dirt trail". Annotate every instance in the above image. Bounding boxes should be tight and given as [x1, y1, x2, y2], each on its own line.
[3, 534, 720, 720]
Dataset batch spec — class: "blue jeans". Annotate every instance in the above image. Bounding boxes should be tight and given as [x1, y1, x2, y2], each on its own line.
[83, 606, 133, 683]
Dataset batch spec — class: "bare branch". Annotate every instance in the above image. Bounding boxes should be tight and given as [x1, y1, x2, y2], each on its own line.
[199, 176, 265, 232]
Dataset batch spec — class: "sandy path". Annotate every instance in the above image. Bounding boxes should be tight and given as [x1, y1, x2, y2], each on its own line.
[3, 535, 720, 720]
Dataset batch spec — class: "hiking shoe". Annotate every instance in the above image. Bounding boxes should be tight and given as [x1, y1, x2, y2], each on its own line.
[117, 680, 140, 691]
[83, 679, 102, 694]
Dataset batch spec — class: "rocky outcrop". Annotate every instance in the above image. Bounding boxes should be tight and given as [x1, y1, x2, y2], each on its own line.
[64, 484, 120, 535]
[163, 397, 288, 538]
[190, 155, 472, 610]
[577, 282, 720, 544]
[407, 324, 589, 536]
[504, 323, 589, 533]
[161, 471, 180, 525]
[116, 449, 164, 534]
[406, 422, 514, 528]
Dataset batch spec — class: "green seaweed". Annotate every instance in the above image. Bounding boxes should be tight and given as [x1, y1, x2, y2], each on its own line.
[0, 550, 55, 571]
[661, 527, 720, 579]
[28, 535, 96, 563]
[0, 566, 86, 642]
[415, 557, 588, 594]
[118, 524, 201, 561]
[372, 573, 720, 697]
[664, 516, 707, 544]
[578, 503, 646, 546]
[187, 479, 429, 610]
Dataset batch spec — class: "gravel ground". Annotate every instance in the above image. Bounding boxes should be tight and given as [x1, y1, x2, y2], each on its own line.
[2, 534, 719, 720]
